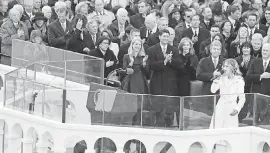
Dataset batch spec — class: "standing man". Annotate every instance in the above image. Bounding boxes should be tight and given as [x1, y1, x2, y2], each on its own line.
[130, 0, 149, 29]
[87, 0, 115, 30]
[47, 1, 72, 50]
[147, 29, 181, 127]
[180, 14, 210, 57]
[246, 43, 270, 125]
[147, 17, 168, 47]
[148, 29, 180, 96]
[196, 40, 225, 115]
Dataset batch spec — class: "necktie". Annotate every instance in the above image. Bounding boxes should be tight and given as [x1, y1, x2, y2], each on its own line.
[61, 22, 66, 31]
[162, 46, 166, 57]
[264, 61, 268, 71]
[194, 30, 198, 37]
[214, 59, 218, 68]
[92, 35, 96, 44]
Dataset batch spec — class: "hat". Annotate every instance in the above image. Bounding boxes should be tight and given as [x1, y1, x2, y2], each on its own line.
[169, 8, 181, 16]
[32, 12, 48, 22]
[95, 36, 111, 47]
[30, 30, 42, 42]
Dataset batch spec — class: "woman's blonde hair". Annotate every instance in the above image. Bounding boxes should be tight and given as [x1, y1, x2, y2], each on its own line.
[178, 37, 195, 55]
[232, 26, 250, 44]
[128, 37, 146, 57]
[223, 58, 242, 76]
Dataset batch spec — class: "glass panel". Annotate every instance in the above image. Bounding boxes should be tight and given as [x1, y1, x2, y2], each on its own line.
[65, 60, 90, 85]
[84, 58, 105, 84]
[239, 93, 254, 126]
[183, 95, 215, 130]
[141, 94, 180, 130]
[11, 39, 49, 67]
[254, 93, 270, 129]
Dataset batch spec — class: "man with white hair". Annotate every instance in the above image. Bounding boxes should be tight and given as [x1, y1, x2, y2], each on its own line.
[42, 5, 54, 25]
[0, 8, 29, 65]
[147, 17, 168, 47]
[107, 8, 133, 45]
[140, 14, 157, 42]
[87, 0, 115, 30]
[47, 1, 72, 50]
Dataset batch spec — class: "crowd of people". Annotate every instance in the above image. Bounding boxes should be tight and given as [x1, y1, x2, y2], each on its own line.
[1, 0, 270, 127]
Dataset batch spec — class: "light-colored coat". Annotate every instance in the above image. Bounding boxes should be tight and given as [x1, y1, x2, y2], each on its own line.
[209, 75, 246, 129]
[0, 18, 29, 57]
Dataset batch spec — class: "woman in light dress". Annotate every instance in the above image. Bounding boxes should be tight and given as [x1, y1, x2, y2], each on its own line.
[209, 58, 246, 129]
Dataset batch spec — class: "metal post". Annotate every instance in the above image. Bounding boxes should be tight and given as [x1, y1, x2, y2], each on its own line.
[253, 94, 257, 126]
[179, 97, 184, 130]
[213, 95, 217, 129]
[62, 89, 67, 123]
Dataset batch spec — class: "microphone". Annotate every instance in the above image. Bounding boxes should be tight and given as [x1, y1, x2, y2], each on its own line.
[116, 68, 134, 75]
[211, 69, 224, 81]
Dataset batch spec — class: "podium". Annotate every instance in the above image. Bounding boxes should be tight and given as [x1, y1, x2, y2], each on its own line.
[86, 83, 138, 125]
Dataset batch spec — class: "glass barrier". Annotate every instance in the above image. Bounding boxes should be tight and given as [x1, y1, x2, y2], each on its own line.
[254, 94, 270, 130]
[11, 39, 105, 85]
[182, 95, 215, 130]
[141, 94, 180, 130]
[4, 71, 65, 122]
[23, 60, 104, 88]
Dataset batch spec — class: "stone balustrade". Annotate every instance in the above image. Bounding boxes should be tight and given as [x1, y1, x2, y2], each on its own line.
[1, 106, 270, 153]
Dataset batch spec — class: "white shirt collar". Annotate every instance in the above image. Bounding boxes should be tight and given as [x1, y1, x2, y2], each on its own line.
[228, 16, 235, 25]
[152, 24, 157, 33]
[160, 43, 167, 50]
[263, 59, 270, 65]
[185, 21, 190, 27]
[192, 28, 199, 34]
[212, 56, 219, 61]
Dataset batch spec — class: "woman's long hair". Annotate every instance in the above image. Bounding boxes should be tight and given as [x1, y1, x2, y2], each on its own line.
[223, 58, 243, 77]
[212, 33, 228, 57]
[178, 37, 195, 55]
[232, 26, 250, 44]
[128, 37, 146, 57]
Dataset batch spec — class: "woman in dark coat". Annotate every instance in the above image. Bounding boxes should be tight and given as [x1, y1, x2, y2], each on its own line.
[235, 41, 255, 123]
[67, 14, 92, 55]
[177, 37, 199, 96]
[122, 37, 149, 94]
[28, 12, 48, 44]
[168, 8, 182, 29]
[89, 36, 118, 78]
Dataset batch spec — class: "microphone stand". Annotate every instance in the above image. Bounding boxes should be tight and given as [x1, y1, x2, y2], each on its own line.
[105, 68, 122, 86]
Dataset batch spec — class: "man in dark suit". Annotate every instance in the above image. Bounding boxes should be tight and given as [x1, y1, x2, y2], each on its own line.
[147, 17, 168, 47]
[140, 14, 157, 43]
[196, 40, 225, 115]
[180, 14, 211, 57]
[174, 9, 193, 46]
[199, 25, 220, 59]
[227, 5, 241, 32]
[47, 1, 72, 50]
[130, 0, 148, 29]
[148, 29, 181, 127]
[246, 43, 270, 125]
[148, 29, 180, 96]
[246, 12, 266, 38]
[200, 7, 214, 30]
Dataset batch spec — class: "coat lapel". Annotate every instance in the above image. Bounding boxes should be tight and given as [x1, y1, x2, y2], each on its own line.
[209, 56, 215, 70]
[56, 19, 65, 34]
[157, 44, 165, 60]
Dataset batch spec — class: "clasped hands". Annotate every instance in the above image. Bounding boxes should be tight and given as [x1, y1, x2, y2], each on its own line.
[164, 52, 173, 65]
